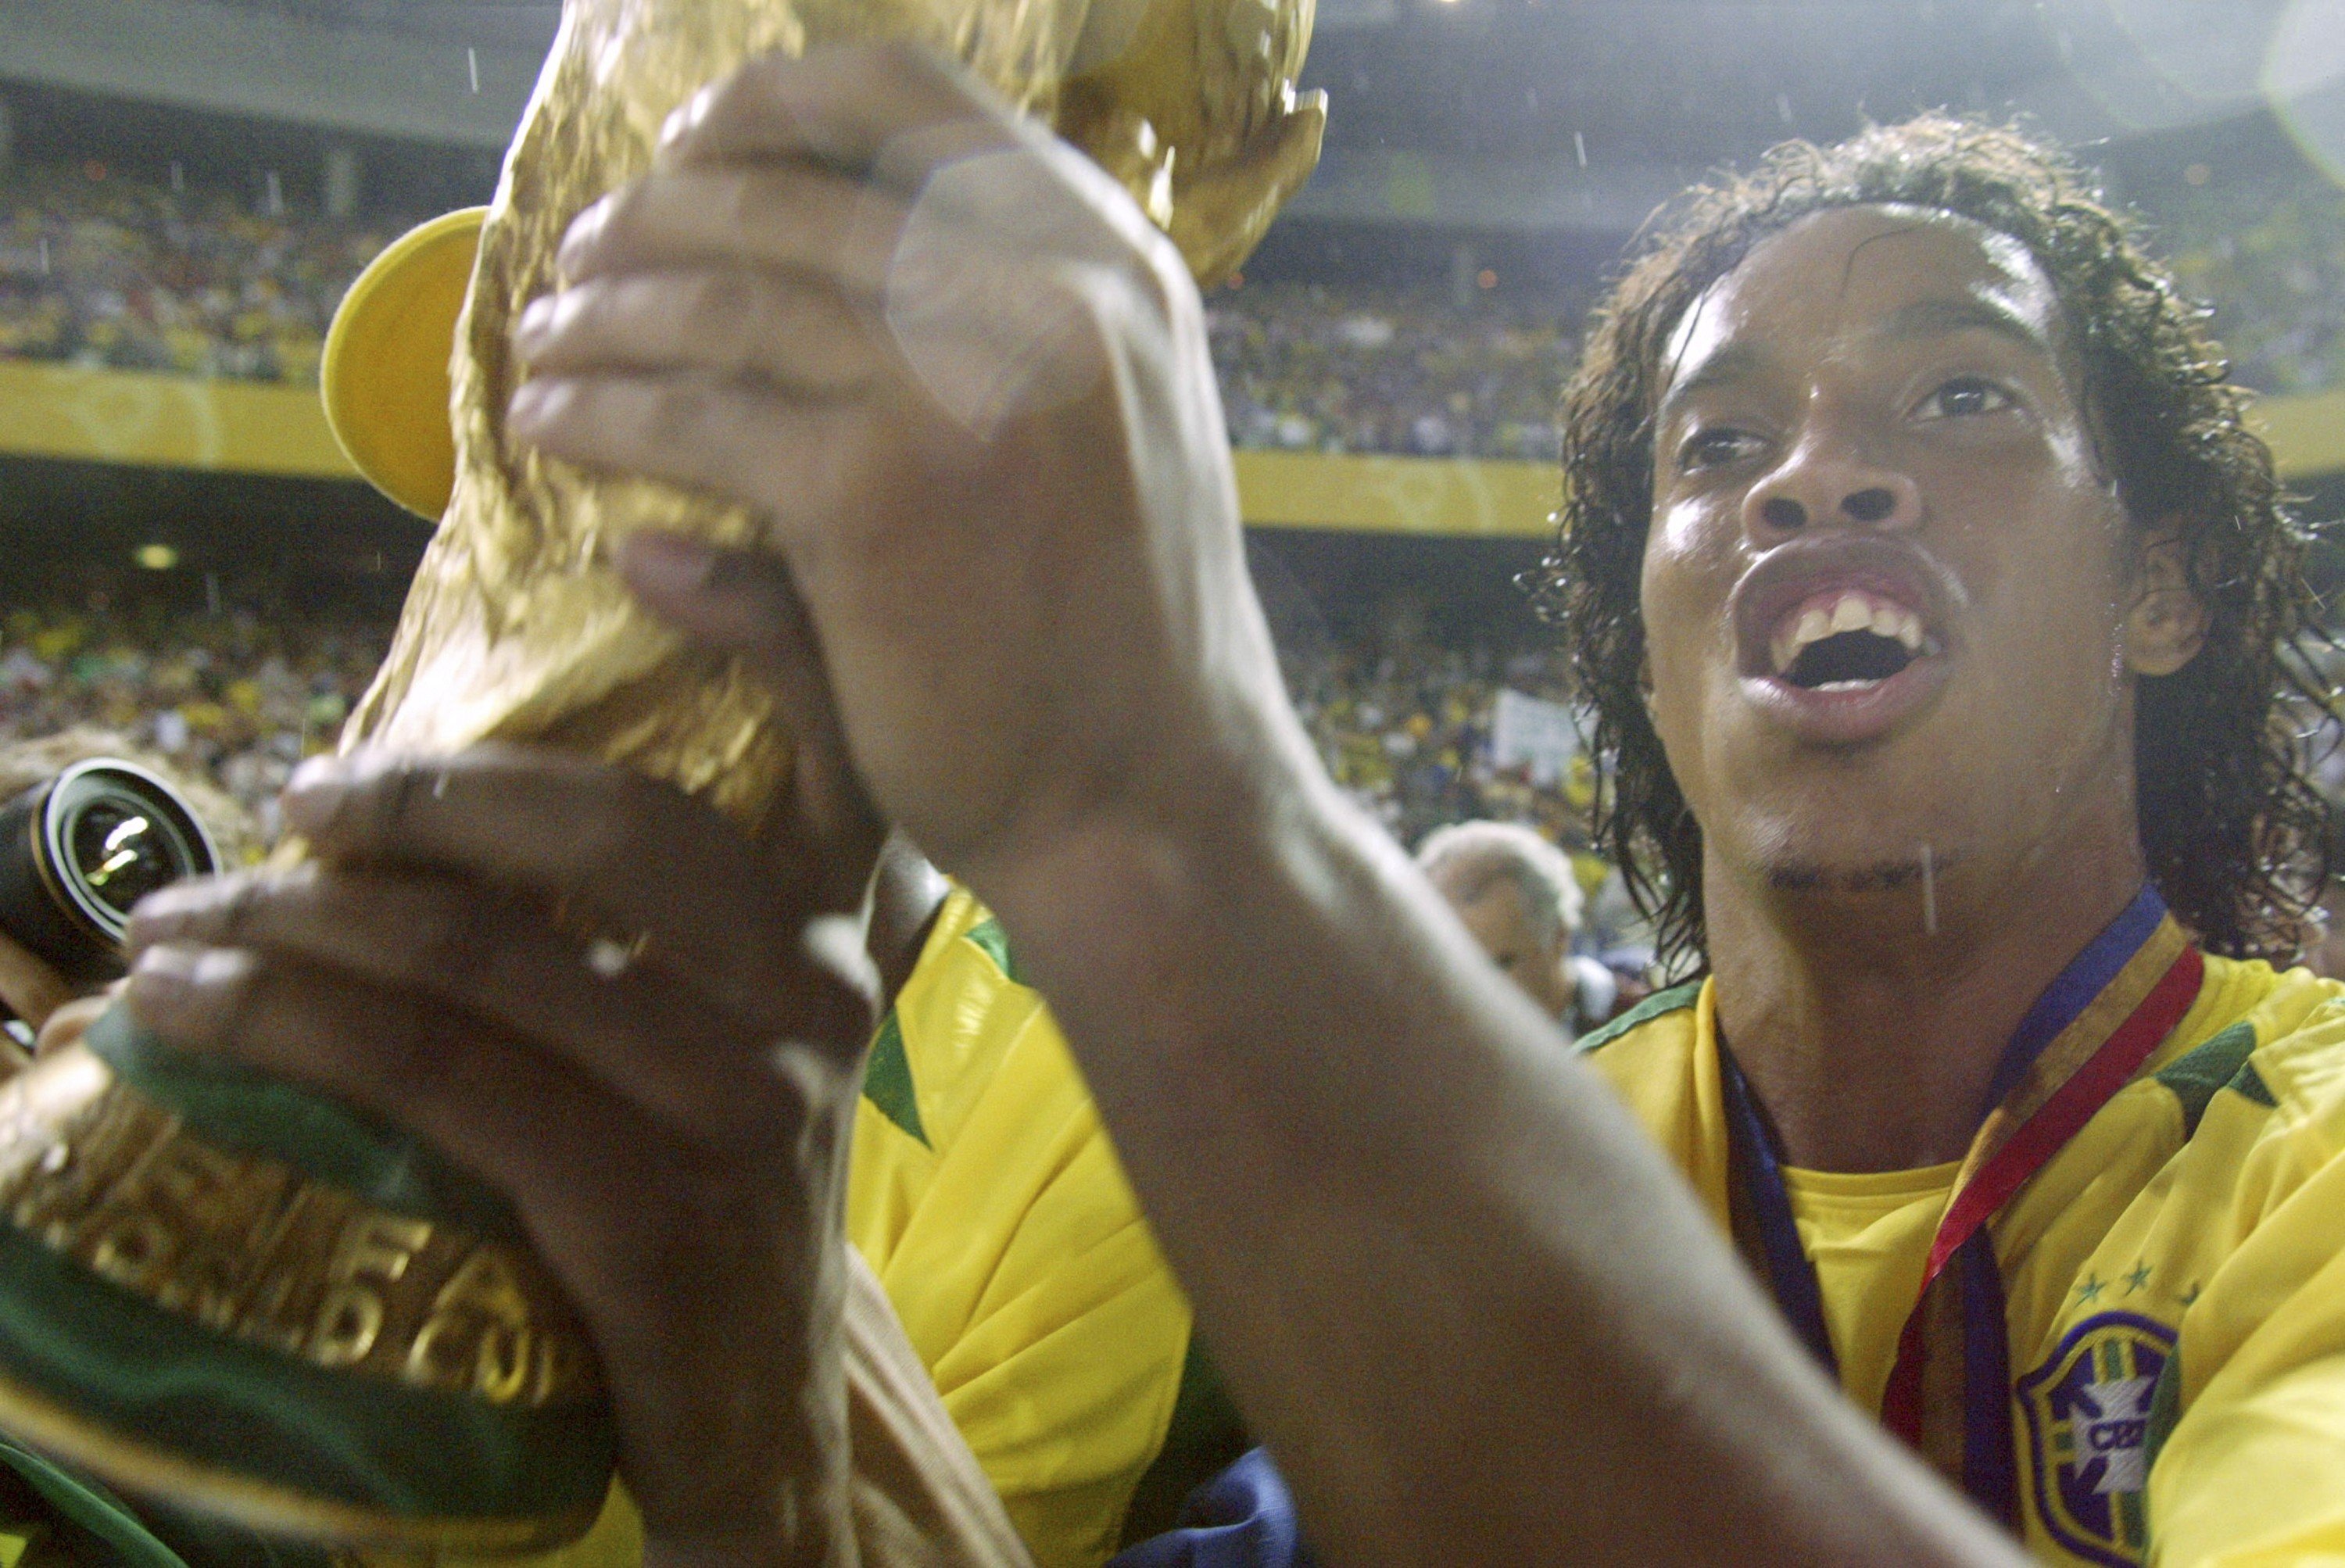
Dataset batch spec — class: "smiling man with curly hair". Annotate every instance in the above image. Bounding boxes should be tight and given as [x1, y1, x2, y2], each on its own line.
[1509, 113, 2345, 1566]
[1553, 114, 2331, 972]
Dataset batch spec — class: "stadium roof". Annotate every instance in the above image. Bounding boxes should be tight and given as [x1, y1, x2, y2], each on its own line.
[5, 0, 2342, 233]
[187, 0, 561, 47]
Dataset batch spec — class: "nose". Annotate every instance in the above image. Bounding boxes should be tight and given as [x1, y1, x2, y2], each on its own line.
[1741, 444, 1922, 542]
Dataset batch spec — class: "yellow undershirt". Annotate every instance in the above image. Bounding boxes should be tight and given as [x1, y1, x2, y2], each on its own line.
[1779, 1160, 1960, 1413]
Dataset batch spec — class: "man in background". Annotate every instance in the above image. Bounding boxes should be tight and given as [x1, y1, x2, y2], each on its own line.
[1416, 822, 1616, 1037]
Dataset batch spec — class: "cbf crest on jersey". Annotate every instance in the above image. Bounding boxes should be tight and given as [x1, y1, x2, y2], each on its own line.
[2017, 1312, 2177, 1566]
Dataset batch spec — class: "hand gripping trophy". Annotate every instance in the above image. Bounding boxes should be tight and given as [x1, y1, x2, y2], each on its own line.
[0, 0, 1321, 1551]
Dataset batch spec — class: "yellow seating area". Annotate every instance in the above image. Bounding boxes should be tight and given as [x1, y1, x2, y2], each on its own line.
[5, 359, 2343, 538]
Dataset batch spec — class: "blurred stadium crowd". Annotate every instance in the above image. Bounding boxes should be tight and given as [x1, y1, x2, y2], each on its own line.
[1286, 636, 1584, 847]
[2164, 164, 2345, 396]
[1207, 283, 1581, 460]
[12, 156, 2345, 457]
[0, 162, 412, 385]
[0, 587, 1645, 954]
[0, 597, 384, 845]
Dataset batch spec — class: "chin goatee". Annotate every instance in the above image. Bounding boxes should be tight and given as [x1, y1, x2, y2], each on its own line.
[1767, 858, 1941, 894]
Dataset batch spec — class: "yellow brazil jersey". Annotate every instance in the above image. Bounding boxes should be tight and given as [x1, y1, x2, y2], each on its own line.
[846, 889, 1241, 1568]
[1576, 955, 2345, 1567]
[1780, 1159, 1959, 1414]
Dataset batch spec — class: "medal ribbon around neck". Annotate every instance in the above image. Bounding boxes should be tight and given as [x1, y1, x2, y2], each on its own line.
[1719, 884, 2202, 1524]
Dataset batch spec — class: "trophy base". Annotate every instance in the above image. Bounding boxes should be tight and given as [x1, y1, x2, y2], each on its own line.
[0, 1009, 617, 1552]
[0, 1355, 605, 1555]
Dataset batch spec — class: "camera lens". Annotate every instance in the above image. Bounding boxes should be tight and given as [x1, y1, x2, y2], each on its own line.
[0, 761, 219, 986]
[62, 793, 198, 923]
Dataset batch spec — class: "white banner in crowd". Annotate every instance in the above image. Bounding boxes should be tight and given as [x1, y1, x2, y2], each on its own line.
[1489, 688, 1581, 787]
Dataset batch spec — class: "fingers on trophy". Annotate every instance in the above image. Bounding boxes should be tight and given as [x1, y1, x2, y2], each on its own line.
[0, 0, 1322, 1553]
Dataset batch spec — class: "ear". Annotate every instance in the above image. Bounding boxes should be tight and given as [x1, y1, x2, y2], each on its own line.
[2122, 522, 2208, 678]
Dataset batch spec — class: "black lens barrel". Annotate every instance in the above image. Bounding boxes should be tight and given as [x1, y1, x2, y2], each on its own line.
[0, 761, 219, 986]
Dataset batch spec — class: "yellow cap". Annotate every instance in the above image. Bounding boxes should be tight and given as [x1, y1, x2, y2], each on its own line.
[321, 206, 485, 520]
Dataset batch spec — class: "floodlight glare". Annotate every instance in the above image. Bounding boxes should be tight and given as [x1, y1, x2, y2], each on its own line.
[2265, 0, 2345, 188]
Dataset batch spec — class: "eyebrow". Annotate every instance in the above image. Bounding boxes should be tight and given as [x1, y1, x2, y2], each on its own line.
[1656, 295, 2054, 425]
[1655, 342, 1769, 425]
[1871, 295, 2053, 356]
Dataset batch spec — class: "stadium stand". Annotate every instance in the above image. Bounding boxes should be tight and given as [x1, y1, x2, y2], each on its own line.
[0, 161, 419, 385]
[7, 154, 2345, 460]
[1207, 281, 1583, 460]
[0, 575, 1613, 918]
[0, 589, 387, 846]
[2163, 167, 2345, 396]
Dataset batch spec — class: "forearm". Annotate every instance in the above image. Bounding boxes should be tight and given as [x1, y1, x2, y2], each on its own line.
[977, 762, 2025, 1568]
[639, 1212, 861, 1568]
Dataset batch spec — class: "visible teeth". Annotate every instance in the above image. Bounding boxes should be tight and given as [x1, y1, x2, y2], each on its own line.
[1769, 590, 1931, 675]
[1871, 603, 1927, 653]
[1774, 608, 1828, 672]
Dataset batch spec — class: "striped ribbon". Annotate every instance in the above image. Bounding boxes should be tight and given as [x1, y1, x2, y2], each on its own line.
[1721, 884, 2202, 1522]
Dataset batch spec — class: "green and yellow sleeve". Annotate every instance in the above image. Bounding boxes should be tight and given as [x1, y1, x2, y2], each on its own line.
[2145, 999, 2345, 1566]
[848, 890, 1233, 1568]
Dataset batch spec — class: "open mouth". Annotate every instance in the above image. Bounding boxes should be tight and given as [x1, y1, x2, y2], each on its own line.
[1729, 542, 1960, 743]
[1768, 589, 1935, 692]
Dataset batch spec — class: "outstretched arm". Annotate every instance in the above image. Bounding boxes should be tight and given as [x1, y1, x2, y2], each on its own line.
[985, 769, 2014, 1567]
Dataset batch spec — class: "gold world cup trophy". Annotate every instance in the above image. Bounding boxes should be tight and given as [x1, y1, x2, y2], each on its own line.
[0, 0, 1321, 1552]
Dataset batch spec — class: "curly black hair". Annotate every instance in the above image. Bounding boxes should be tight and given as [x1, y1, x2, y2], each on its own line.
[1545, 114, 2334, 971]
